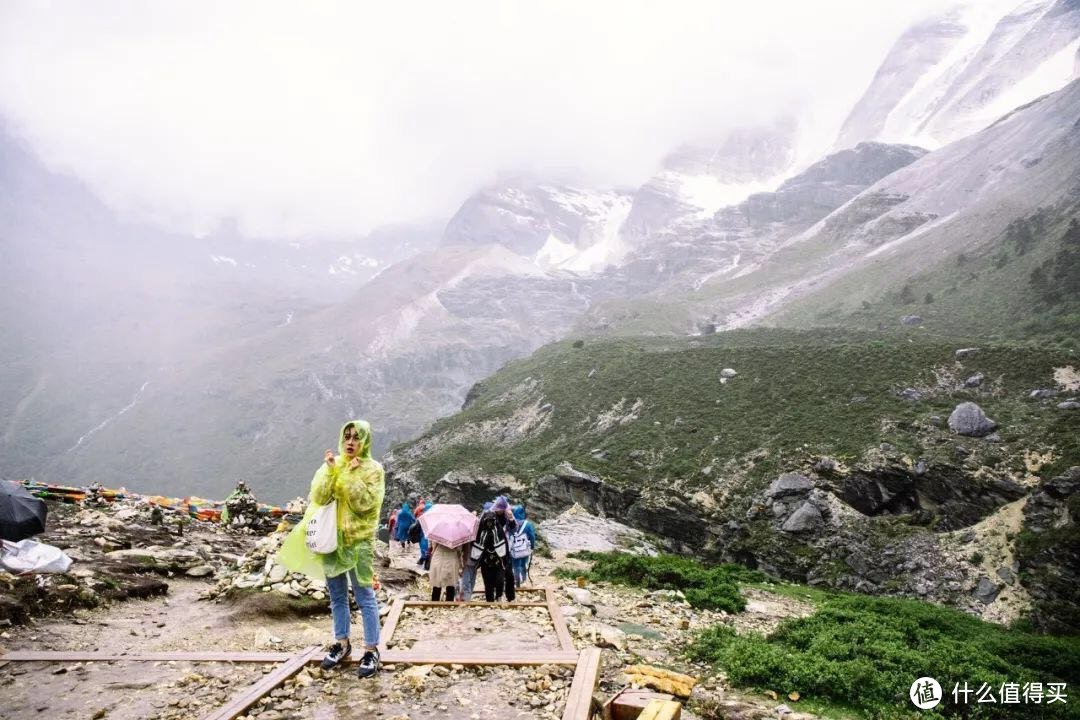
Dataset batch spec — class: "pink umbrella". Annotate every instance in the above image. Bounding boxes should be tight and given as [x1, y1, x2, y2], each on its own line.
[418, 504, 479, 549]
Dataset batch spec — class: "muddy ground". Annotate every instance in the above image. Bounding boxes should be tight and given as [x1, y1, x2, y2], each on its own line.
[1, 506, 818, 720]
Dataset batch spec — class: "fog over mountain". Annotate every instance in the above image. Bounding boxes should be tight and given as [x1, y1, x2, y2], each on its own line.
[0, 0, 942, 238]
[1, 0, 1078, 504]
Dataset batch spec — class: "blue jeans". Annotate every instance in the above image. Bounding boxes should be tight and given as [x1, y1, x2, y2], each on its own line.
[512, 556, 530, 585]
[326, 569, 380, 647]
[419, 536, 429, 561]
[460, 562, 478, 601]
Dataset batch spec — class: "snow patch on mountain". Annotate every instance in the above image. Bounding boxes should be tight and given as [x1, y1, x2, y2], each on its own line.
[841, 0, 1080, 150]
[210, 254, 237, 267]
[678, 173, 784, 217]
[536, 234, 578, 267]
[533, 192, 633, 273]
[971, 36, 1080, 129]
[328, 253, 380, 276]
[878, 1, 1017, 147]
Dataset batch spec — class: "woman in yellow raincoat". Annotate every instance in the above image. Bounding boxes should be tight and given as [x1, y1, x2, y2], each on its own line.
[278, 420, 385, 678]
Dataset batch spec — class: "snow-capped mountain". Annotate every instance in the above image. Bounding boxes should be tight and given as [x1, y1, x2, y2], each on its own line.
[442, 182, 634, 273]
[620, 119, 799, 247]
[837, 0, 1080, 150]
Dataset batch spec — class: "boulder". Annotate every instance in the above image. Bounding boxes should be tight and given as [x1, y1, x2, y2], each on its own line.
[947, 402, 997, 437]
[900, 315, 923, 326]
[781, 503, 823, 533]
[1057, 401, 1080, 410]
[954, 348, 980, 361]
[972, 576, 1001, 604]
[964, 373, 984, 388]
[766, 473, 812, 498]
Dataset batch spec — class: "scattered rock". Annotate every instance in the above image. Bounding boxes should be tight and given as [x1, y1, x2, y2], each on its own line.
[1057, 401, 1080, 410]
[899, 388, 924, 402]
[900, 315, 923, 326]
[955, 347, 980, 360]
[964, 373, 984, 388]
[720, 368, 738, 379]
[972, 576, 1001, 604]
[1029, 389, 1059, 399]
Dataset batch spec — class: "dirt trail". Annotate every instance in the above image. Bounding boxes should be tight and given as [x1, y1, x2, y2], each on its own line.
[1, 522, 818, 720]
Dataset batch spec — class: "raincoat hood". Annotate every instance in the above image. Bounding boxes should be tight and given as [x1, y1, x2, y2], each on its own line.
[339, 419, 373, 459]
[512, 505, 526, 521]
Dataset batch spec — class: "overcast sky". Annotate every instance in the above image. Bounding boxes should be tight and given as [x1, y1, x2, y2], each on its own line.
[0, 1, 950, 239]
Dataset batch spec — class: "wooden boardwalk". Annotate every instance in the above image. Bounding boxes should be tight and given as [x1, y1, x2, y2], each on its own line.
[0, 585, 602, 720]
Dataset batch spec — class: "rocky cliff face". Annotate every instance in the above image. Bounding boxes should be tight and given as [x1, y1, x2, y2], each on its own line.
[836, 0, 1080, 149]
[442, 182, 634, 272]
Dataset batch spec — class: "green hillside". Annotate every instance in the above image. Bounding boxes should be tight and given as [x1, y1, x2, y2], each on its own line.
[395, 328, 1079, 490]
[771, 204, 1080, 349]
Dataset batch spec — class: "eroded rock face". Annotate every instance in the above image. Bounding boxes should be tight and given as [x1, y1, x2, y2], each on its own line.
[1018, 467, 1080, 633]
[430, 470, 524, 510]
[529, 463, 639, 520]
[838, 464, 1025, 530]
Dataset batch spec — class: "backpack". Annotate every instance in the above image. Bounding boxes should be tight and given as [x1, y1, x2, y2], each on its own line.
[471, 513, 507, 567]
[510, 520, 532, 559]
[407, 521, 422, 544]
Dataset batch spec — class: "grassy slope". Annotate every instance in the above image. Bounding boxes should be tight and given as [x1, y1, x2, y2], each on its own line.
[769, 204, 1080, 350]
[397, 328, 1080, 492]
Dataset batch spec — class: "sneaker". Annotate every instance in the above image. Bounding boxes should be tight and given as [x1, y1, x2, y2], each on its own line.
[320, 640, 351, 670]
[357, 648, 380, 678]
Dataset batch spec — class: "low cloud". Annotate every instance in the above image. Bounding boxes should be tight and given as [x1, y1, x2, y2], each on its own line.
[0, 1, 946, 239]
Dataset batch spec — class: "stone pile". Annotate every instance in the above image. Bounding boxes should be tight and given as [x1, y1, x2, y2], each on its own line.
[0, 499, 251, 626]
[200, 531, 329, 603]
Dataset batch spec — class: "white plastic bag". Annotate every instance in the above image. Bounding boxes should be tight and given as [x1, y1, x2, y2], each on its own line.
[0, 539, 73, 574]
[304, 501, 338, 554]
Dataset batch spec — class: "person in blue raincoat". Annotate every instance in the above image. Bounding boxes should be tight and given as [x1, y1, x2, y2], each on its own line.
[394, 502, 415, 548]
[510, 505, 535, 587]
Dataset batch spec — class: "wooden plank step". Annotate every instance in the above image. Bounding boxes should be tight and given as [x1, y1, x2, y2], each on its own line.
[0, 651, 296, 663]
[376, 650, 579, 666]
[546, 586, 576, 652]
[378, 597, 407, 651]
[563, 648, 603, 720]
[199, 646, 319, 720]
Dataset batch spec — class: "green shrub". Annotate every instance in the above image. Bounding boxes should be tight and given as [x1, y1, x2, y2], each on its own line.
[688, 594, 1080, 718]
[558, 551, 763, 613]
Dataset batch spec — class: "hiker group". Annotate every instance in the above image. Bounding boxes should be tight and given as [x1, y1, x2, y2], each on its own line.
[388, 495, 535, 603]
[274, 418, 541, 681]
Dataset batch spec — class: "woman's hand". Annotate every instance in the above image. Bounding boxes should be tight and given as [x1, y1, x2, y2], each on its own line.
[324, 450, 335, 467]
[348, 457, 361, 470]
